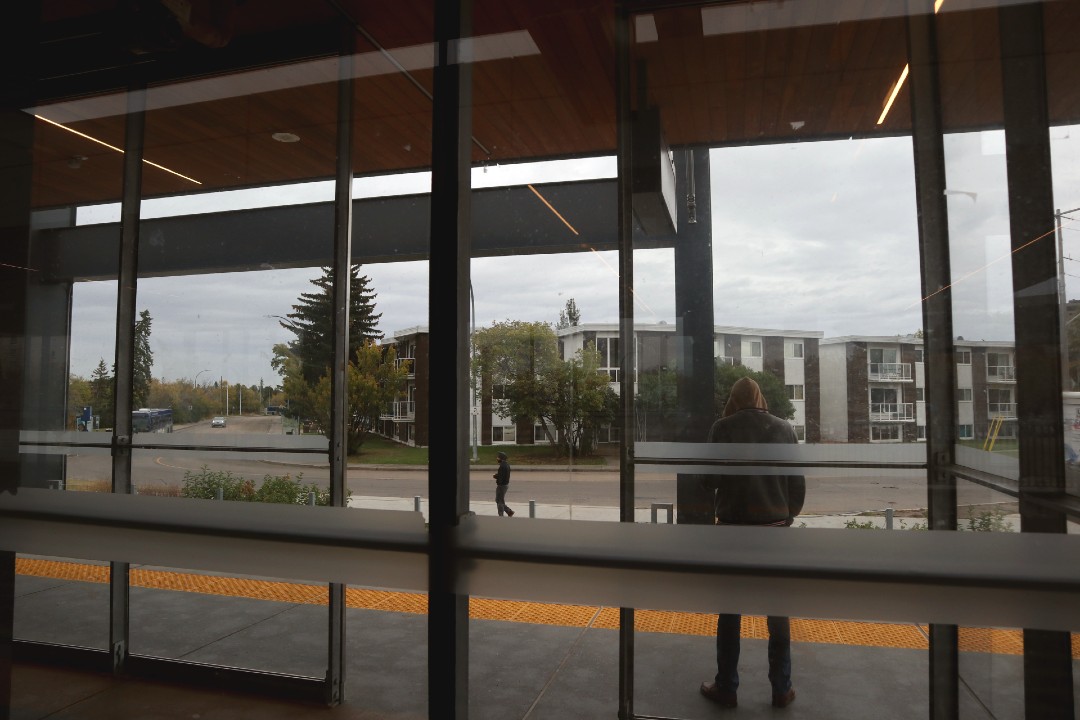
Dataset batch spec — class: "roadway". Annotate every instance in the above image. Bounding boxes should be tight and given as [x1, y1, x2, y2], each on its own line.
[63, 414, 1013, 516]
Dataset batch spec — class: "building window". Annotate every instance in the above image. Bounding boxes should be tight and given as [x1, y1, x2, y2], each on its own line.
[786, 384, 804, 400]
[596, 336, 620, 382]
[915, 388, 925, 402]
[492, 383, 506, 400]
[750, 341, 762, 357]
[785, 341, 804, 359]
[870, 424, 901, 442]
[958, 424, 974, 440]
[792, 424, 805, 442]
[492, 426, 516, 443]
[956, 350, 971, 364]
[535, 425, 556, 444]
[917, 425, 926, 441]
[914, 348, 924, 363]
[957, 388, 972, 401]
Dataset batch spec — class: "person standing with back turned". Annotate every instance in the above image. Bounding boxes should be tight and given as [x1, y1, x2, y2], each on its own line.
[699, 376, 805, 710]
[493, 451, 515, 517]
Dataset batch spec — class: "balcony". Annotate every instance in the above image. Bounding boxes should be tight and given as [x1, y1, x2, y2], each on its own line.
[870, 402, 915, 422]
[987, 365, 1016, 382]
[868, 362, 912, 381]
[382, 401, 415, 420]
[988, 402, 1017, 418]
[396, 357, 416, 377]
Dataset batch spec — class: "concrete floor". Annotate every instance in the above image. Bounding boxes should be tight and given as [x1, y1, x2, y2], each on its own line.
[12, 574, 1076, 719]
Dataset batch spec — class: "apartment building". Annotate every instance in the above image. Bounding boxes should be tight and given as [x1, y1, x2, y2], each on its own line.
[378, 327, 429, 448]
[819, 336, 1016, 443]
[556, 323, 823, 443]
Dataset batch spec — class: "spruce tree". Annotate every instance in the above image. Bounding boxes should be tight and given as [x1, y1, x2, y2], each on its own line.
[280, 265, 383, 384]
[133, 309, 154, 408]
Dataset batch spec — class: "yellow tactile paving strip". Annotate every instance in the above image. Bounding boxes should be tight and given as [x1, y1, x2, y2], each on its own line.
[17, 558, 1079, 658]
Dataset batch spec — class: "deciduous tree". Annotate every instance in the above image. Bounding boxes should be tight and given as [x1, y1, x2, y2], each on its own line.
[714, 363, 795, 420]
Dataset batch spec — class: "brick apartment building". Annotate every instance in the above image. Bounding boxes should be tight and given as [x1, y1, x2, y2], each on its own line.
[819, 336, 1017, 443]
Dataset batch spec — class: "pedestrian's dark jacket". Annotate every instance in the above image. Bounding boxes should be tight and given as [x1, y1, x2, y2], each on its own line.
[494, 459, 511, 486]
[704, 378, 806, 526]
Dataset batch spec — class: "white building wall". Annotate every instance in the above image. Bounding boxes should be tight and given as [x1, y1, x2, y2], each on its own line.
[741, 336, 764, 372]
[956, 362, 973, 389]
[784, 356, 806, 433]
[818, 343, 849, 441]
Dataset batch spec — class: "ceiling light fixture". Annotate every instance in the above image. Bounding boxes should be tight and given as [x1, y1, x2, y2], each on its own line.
[34, 115, 202, 185]
[876, 64, 909, 125]
[877, 1, 944, 126]
[272, 132, 300, 143]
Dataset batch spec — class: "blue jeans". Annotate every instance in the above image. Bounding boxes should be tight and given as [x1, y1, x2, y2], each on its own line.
[715, 613, 791, 696]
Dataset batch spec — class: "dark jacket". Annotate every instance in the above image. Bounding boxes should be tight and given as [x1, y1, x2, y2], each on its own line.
[494, 459, 511, 486]
[705, 408, 806, 526]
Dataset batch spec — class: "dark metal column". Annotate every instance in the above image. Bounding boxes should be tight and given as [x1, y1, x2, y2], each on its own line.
[998, 3, 1075, 717]
[428, 0, 472, 716]
[109, 86, 146, 675]
[906, 5, 959, 718]
[674, 148, 715, 526]
[325, 36, 355, 707]
[615, 5, 636, 718]
[0, 105, 35, 720]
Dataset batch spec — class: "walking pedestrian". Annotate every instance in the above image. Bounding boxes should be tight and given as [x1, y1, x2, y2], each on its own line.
[494, 451, 515, 517]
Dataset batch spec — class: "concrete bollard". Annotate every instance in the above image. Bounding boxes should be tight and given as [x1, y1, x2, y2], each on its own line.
[886, 507, 894, 530]
[414, 496, 421, 513]
[529, 500, 536, 518]
[308, 492, 316, 506]
[216, 487, 223, 501]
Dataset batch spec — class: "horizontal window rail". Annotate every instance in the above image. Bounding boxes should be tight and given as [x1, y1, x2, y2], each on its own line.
[988, 402, 1017, 417]
[19, 430, 329, 456]
[633, 442, 928, 473]
[870, 402, 915, 421]
[0, 488, 1078, 632]
[986, 365, 1017, 381]
[868, 362, 912, 381]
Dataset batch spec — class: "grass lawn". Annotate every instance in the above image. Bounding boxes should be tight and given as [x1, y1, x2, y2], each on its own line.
[349, 435, 610, 466]
[959, 438, 1019, 457]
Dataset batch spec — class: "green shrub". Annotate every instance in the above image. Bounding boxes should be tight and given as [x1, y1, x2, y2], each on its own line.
[964, 508, 1013, 532]
[181, 466, 254, 501]
[181, 465, 341, 506]
[843, 517, 927, 530]
[843, 517, 880, 530]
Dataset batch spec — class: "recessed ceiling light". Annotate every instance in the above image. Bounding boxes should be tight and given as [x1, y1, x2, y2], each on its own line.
[272, 132, 300, 143]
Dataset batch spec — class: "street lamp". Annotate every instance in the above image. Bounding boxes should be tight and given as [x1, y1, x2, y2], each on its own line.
[193, 369, 209, 389]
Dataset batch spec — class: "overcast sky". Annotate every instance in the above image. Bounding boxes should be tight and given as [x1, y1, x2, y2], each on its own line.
[69, 128, 1080, 388]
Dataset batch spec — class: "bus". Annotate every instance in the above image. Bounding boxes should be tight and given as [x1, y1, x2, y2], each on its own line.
[132, 408, 173, 434]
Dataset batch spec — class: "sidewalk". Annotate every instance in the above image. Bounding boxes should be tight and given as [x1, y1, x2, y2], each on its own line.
[12, 572, 1023, 720]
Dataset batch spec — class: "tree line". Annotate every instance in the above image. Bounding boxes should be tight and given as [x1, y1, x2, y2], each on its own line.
[66, 274, 793, 455]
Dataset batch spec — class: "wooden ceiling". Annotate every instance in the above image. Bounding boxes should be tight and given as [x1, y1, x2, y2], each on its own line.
[25, 0, 1080, 210]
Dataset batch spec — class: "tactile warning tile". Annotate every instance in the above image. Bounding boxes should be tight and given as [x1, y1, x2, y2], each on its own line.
[591, 607, 622, 629]
[16, 558, 108, 583]
[15, 558, 1079, 658]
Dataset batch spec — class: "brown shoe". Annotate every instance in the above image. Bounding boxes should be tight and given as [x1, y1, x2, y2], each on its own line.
[772, 688, 796, 708]
[506, 508, 515, 517]
[699, 681, 737, 708]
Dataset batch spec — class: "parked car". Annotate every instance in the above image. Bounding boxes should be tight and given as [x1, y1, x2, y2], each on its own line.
[211, 416, 226, 428]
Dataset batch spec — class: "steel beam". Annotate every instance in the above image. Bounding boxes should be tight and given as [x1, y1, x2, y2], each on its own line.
[325, 36, 356, 707]
[428, 1, 473, 717]
[999, 3, 1074, 717]
[109, 85, 147, 675]
[907, 5, 959, 718]
[615, 4, 636, 717]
